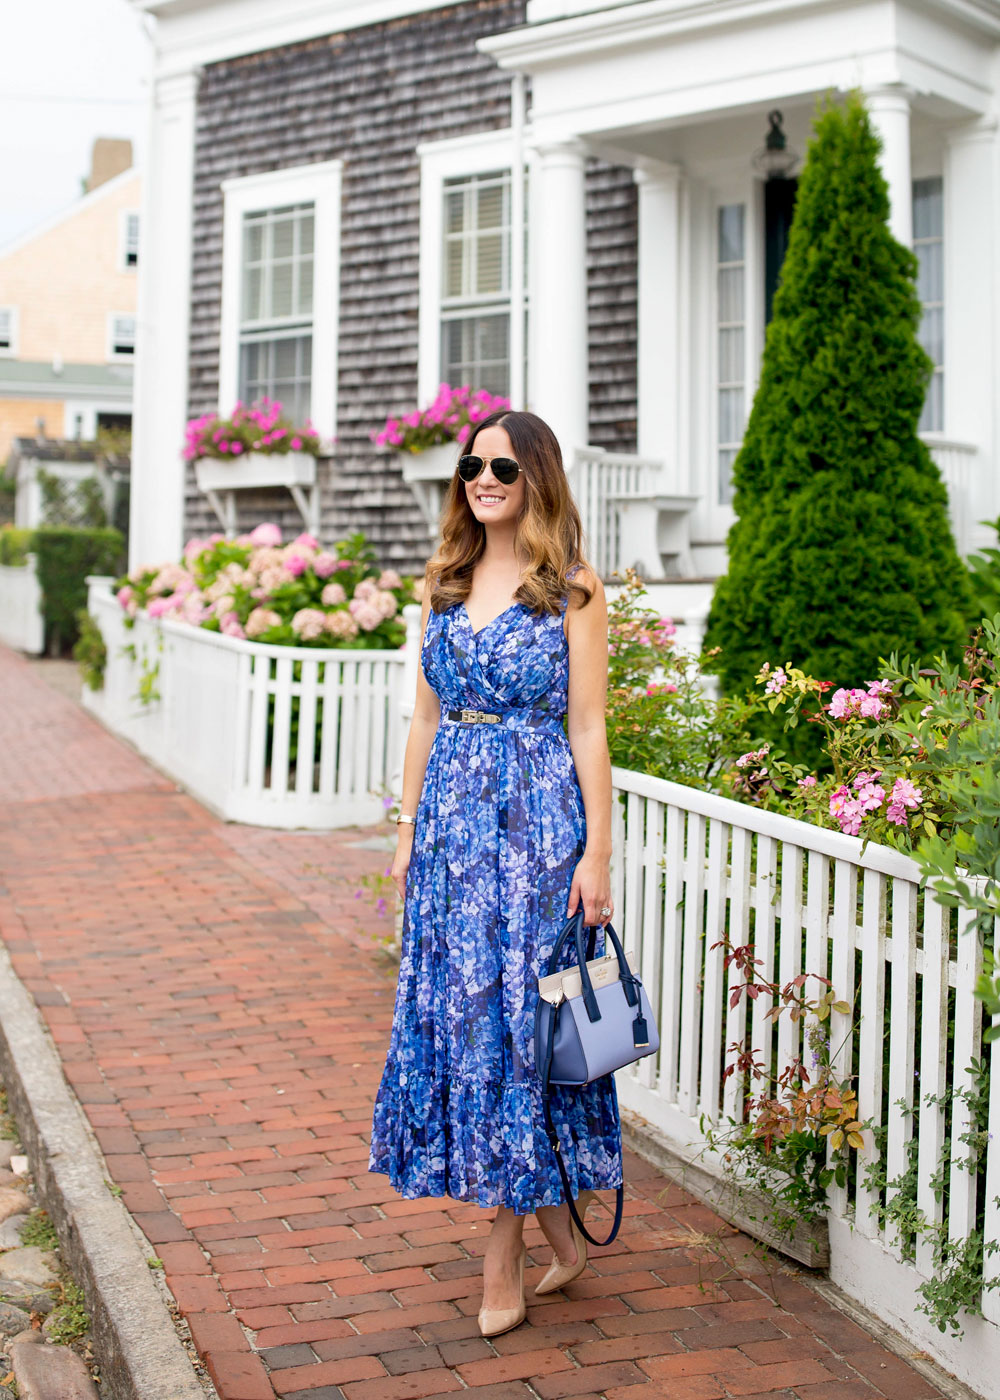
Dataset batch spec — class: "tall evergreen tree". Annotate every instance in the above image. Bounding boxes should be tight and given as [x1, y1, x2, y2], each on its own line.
[704, 94, 970, 709]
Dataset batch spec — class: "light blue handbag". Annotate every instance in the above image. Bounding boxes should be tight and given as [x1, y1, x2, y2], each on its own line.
[534, 909, 659, 1246]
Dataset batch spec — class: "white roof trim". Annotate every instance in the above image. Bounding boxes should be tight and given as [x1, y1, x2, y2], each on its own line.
[0, 166, 141, 263]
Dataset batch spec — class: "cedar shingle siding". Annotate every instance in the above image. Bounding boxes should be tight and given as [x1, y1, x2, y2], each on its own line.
[188, 0, 638, 570]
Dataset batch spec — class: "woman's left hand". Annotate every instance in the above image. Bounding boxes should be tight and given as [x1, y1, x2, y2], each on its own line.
[567, 853, 613, 926]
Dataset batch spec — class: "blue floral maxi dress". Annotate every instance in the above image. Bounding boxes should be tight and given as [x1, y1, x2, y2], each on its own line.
[368, 593, 623, 1214]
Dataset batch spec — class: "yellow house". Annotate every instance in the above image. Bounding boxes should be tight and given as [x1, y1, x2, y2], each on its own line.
[0, 140, 140, 462]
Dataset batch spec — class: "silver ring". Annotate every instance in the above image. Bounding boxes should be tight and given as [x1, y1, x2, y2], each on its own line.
[600, 906, 612, 917]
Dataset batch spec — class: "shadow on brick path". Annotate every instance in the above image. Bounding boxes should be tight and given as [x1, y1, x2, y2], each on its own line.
[0, 645, 950, 1400]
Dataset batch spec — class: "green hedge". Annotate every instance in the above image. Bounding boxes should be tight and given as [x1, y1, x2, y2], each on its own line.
[0, 527, 33, 567]
[32, 527, 124, 652]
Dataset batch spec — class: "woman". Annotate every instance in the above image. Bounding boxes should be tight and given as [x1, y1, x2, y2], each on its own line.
[368, 409, 622, 1337]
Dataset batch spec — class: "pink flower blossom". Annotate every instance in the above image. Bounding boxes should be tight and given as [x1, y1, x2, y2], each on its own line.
[373, 589, 398, 620]
[116, 585, 133, 609]
[220, 611, 246, 639]
[284, 554, 308, 578]
[321, 582, 347, 606]
[147, 596, 174, 619]
[859, 694, 887, 719]
[377, 569, 403, 590]
[856, 782, 886, 814]
[291, 532, 319, 552]
[798, 775, 818, 789]
[890, 777, 923, 809]
[349, 598, 384, 631]
[354, 577, 377, 601]
[765, 666, 788, 696]
[290, 437, 303, 451]
[324, 610, 360, 640]
[245, 607, 281, 639]
[336, 559, 353, 571]
[313, 552, 338, 578]
[829, 784, 851, 817]
[736, 744, 770, 770]
[291, 608, 327, 640]
[249, 523, 283, 547]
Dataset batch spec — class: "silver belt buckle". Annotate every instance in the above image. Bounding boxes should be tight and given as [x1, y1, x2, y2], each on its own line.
[460, 708, 499, 724]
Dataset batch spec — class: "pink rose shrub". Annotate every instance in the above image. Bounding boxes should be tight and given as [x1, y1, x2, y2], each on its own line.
[183, 398, 321, 462]
[114, 527, 414, 651]
[373, 383, 511, 454]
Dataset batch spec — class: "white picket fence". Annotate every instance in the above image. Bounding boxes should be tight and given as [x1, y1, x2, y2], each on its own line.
[568, 446, 664, 579]
[84, 578, 412, 829]
[610, 765, 1000, 1395]
[0, 555, 45, 655]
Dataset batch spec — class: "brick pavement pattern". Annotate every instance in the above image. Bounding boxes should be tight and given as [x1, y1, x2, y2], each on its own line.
[0, 644, 950, 1400]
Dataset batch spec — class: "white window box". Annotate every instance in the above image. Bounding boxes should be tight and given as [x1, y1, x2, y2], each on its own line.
[195, 451, 319, 535]
[396, 442, 461, 532]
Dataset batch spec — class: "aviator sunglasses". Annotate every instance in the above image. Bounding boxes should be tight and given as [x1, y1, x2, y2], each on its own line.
[457, 454, 524, 486]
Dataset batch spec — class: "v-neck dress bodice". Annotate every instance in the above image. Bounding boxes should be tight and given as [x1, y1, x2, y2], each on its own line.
[368, 591, 622, 1213]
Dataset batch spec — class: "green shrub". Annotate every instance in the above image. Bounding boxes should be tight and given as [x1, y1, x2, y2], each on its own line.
[33, 526, 124, 653]
[73, 610, 108, 691]
[0, 526, 32, 567]
[704, 93, 971, 759]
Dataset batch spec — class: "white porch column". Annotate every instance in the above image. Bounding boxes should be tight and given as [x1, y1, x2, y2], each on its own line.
[865, 85, 913, 245]
[634, 161, 683, 488]
[944, 117, 998, 551]
[530, 140, 588, 459]
[129, 68, 198, 569]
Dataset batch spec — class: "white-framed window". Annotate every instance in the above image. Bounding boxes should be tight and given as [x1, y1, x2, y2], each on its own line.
[107, 313, 136, 360]
[716, 202, 747, 505]
[0, 306, 16, 357]
[417, 130, 529, 408]
[120, 210, 140, 270]
[913, 176, 943, 434]
[219, 160, 341, 445]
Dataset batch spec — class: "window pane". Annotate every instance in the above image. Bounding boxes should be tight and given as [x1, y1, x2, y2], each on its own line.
[239, 333, 312, 423]
[272, 214, 295, 260]
[718, 204, 745, 263]
[719, 448, 738, 506]
[913, 177, 943, 240]
[718, 326, 744, 384]
[445, 190, 465, 235]
[243, 221, 264, 265]
[299, 213, 315, 256]
[719, 387, 745, 445]
[242, 266, 263, 323]
[270, 261, 294, 318]
[441, 313, 509, 397]
[477, 182, 504, 230]
[718, 266, 744, 323]
[297, 257, 314, 316]
[476, 233, 504, 295]
[916, 240, 943, 304]
[920, 304, 943, 366]
[444, 240, 464, 299]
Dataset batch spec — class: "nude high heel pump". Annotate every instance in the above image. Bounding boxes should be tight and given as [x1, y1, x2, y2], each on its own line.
[478, 1245, 526, 1338]
[534, 1191, 595, 1295]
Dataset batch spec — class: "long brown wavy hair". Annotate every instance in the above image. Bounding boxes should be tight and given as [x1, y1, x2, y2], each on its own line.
[427, 410, 593, 616]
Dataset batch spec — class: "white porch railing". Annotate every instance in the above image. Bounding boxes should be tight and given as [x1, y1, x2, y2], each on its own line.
[0, 554, 45, 655]
[85, 579, 409, 829]
[610, 765, 1000, 1396]
[923, 435, 977, 548]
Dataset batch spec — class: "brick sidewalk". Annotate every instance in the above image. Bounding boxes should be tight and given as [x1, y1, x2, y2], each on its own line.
[0, 644, 950, 1400]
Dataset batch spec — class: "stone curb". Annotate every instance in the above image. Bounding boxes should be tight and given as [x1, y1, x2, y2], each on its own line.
[0, 941, 209, 1400]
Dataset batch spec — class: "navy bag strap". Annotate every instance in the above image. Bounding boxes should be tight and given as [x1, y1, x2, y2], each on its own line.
[538, 908, 626, 1247]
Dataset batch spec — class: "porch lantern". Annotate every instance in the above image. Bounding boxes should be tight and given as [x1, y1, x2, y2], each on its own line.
[753, 111, 799, 324]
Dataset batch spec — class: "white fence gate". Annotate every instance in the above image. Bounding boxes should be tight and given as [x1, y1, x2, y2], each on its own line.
[85, 579, 409, 829]
[0, 554, 45, 655]
[610, 766, 1000, 1396]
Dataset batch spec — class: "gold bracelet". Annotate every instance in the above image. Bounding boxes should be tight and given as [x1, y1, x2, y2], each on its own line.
[395, 813, 416, 826]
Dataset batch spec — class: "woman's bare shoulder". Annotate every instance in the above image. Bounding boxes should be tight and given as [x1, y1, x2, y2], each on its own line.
[567, 563, 604, 607]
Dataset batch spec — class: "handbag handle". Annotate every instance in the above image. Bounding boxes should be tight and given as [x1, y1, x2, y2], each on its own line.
[546, 910, 638, 1023]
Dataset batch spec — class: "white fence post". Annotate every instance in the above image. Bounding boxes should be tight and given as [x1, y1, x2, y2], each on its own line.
[0, 552, 45, 654]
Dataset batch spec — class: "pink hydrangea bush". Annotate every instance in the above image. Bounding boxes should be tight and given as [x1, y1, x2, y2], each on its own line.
[373, 383, 511, 454]
[115, 528, 413, 650]
[183, 398, 321, 462]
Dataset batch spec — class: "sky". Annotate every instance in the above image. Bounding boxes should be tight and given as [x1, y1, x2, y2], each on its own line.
[0, 0, 151, 248]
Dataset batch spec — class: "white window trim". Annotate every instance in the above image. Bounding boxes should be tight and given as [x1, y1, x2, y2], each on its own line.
[416, 129, 532, 408]
[0, 305, 18, 358]
[107, 312, 137, 362]
[120, 209, 140, 272]
[219, 159, 342, 447]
